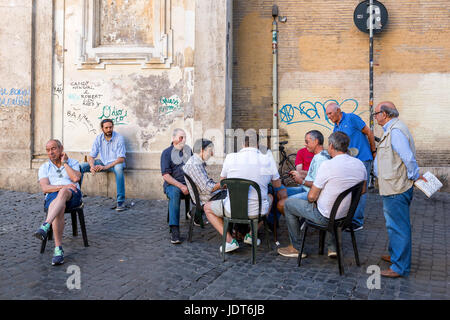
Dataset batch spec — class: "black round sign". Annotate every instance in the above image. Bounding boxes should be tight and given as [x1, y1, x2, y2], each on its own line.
[354, 1, 388, 34]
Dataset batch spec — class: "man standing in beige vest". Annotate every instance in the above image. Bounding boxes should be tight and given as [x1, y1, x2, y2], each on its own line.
[373, 101, 426, 278]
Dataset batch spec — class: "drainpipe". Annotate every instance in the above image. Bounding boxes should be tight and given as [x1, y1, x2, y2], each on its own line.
[271, 5, 279, 163]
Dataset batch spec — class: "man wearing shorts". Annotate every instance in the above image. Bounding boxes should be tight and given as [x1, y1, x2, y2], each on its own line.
[34, 139, 82, 266]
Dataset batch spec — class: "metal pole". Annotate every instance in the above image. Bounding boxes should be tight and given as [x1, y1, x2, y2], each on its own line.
[368, 0, 375, 188]
[272, 7, 279, 163]
[369, 0, 374, 131]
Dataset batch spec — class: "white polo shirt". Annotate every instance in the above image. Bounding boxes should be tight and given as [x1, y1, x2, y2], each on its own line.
[220, 148, 280, 217]
[313, 154, 366, 220]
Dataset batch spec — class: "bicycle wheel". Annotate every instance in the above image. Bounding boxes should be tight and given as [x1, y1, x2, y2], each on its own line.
[280, 153, 297, 186]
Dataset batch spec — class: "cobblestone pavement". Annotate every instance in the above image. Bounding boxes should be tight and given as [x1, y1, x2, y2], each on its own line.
[0, 188, 449, 300]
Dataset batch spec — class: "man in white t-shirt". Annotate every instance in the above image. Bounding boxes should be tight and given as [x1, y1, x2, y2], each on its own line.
[203, 134, 287, 254]
[280, 132, 367, 258]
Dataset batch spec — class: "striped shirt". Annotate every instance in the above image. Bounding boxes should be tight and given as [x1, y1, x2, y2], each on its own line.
[183, 154, 217, 205]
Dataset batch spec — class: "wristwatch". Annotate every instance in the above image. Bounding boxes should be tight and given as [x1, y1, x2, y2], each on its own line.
[62, 160, 68, 165]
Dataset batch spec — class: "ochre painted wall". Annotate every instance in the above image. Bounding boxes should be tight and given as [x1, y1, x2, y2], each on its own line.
[232, 0, 450, 168]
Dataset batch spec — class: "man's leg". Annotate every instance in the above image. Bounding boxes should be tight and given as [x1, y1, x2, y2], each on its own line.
[382, 187, 413, 276]
[204, 201, 233, 243]
[352, 160, 372, 228]
[48, 189, 73, 248]
[283, 198, 329, 251]
[165, 185, 183, 244]
[112, 163, 125, 208]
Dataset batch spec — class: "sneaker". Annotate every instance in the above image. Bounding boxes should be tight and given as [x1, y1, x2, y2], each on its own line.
[277, 245, 307, 258]
[243, 233, 261, 246]
[187, 211, 202, 227]
[328, 250, 337, 259]
[115, 203, 127, 212]
[219, 239, 239, 253]
[170, 226, 182, 244]
[344, 223, 363, 232]
[34, 223, 50, 241]
[52, 246, 64, 266]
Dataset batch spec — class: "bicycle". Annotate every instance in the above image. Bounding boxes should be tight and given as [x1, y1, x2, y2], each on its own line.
[278, 141, 298, 186]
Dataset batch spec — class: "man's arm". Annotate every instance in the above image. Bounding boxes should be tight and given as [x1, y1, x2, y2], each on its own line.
[361, 125, 377, 157]
[39, 178, 77, 194]
[272, 178, 288, 200]
[101, 157, 125, 170]
[307, 184, 322, 203]
[162, 173, 189, 195]
[61, 153, 81, 182]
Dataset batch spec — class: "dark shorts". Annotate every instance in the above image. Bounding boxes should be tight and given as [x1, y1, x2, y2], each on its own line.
[44, 189, 82, 210]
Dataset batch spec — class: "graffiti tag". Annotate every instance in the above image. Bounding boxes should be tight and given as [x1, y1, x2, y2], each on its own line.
[159, 95, 182, 115]
[66, 109, 97, 135]
[98, 105, 128, 125]
[279, 99, 362, 130]
[0, 88, 31, 107]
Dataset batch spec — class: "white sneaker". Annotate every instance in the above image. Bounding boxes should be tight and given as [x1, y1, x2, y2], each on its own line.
[219, 239, 239, 253]
[243, 233, 261, 246]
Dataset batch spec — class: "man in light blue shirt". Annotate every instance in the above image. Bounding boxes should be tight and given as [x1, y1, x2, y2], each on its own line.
[34, 139, 82, 266]
[80, 119, 127, 211]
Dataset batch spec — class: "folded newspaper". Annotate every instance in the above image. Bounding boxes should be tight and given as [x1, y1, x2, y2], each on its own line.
[414, 171, 443, 198]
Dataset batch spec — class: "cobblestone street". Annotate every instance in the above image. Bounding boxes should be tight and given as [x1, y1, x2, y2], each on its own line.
[1, 189, 449, 300]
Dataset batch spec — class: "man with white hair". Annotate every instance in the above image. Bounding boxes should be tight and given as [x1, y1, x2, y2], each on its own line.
[373, 101, 426, 278]
[34, 139, 82, 266]
[161, 128, 193, 244]
[326, 102, 376, 231]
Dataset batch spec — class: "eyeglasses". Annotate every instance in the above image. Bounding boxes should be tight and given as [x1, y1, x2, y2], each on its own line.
[372, 111, 383, 117]
[56, 168, 64, 178]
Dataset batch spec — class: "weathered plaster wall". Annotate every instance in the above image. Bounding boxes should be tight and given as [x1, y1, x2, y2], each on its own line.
[0, 0, 231, 199]
[0, 0, 34, 191]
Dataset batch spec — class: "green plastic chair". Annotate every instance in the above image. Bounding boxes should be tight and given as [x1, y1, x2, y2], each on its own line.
[220, 178, 270, 264]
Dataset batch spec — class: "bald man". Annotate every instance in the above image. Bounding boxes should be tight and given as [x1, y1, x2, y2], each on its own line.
[326, 103, 376, 231]
[34, 139, 82, 266]
[373, 101, 426, 278]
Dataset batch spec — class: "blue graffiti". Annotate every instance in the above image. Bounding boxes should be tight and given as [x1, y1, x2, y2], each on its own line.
[279, 99, 363, 130]
[0, 88, 31, 107]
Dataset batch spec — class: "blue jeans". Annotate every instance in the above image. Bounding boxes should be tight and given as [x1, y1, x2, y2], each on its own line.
[353, 160, 372, 227]
[267, 185, 306, 225]
[164, 184, 183, 227]
[284, 198, 336, 252]
[382, 187, 413, 276]
[80, 160, 125, 205]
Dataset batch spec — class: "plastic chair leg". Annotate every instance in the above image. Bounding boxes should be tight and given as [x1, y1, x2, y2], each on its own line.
[78, 210, 89, 247]
[222, 219, 229, 262]
[351, 230, 360, 266]
[334, 228, 344, 275]
[250, 220, 258, 264]
[298, 226, 308, 267]
[319, 230, 326, 255]
[71, 212, 78, 236]
[188, 209, 195, 243]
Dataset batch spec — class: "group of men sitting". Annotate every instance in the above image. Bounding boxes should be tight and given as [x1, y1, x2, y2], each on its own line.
[33, 101, 424, 279]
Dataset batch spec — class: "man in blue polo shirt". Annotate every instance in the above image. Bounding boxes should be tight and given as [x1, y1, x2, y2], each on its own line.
[161, 128, 192, 244]
[80, 119, 127, 211]
[34, 139, 82, 266]
[326, 102, 376, 231]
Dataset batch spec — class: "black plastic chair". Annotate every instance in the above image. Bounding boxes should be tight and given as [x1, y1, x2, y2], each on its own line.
[220, 178, 270, 264]
[40, 202, 89, 253]
[298, 181, 365, 275]
[184, 173, 205, 242]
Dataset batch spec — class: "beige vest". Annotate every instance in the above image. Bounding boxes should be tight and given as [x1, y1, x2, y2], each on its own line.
[377, 118, 416, 196]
